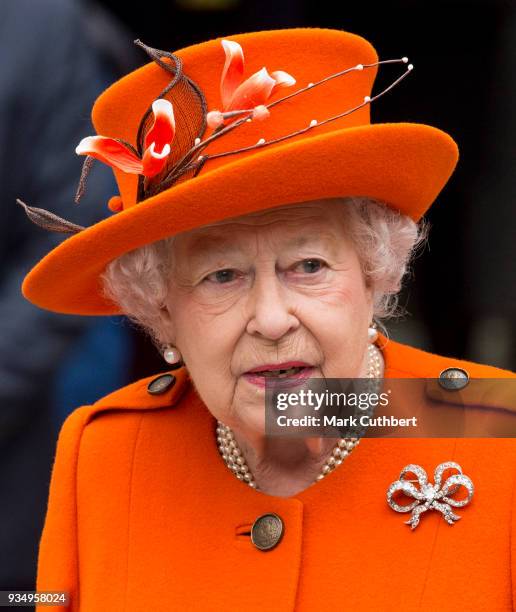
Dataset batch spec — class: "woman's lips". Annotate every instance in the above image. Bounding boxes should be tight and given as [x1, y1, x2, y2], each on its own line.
[242, 366, 315, 388]
[246, 361, 312, 372]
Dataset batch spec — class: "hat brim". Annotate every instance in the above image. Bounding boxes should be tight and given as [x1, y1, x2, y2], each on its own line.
[22, 121, 458, 315]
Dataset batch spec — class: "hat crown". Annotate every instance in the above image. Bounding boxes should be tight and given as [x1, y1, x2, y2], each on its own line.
[91, 27, 382, 210]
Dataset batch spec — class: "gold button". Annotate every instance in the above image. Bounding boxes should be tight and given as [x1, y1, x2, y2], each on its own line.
[147, 373, 176, 395]
[251, 513, 284, 551]
[438, 367, 470, 391]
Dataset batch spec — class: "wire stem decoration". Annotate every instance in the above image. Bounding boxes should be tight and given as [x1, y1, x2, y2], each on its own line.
[199, 58, 413, 163]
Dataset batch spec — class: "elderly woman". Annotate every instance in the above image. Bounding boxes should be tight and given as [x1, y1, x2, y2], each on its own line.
[18, 27, 515, 611]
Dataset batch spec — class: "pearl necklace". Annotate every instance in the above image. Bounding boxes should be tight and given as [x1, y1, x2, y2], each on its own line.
[216, 342, 383, 491]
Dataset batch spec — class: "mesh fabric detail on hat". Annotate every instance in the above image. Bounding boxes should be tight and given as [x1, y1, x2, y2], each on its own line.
[134, 41, 209, 203]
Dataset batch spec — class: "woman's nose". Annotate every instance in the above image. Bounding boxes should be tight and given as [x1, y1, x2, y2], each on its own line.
[245, 269, 299, 340]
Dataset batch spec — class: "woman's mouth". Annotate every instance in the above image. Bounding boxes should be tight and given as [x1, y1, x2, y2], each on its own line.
[242, 366, 315, 388]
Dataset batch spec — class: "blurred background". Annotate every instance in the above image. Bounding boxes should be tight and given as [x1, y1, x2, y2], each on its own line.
[0, 0, 514, 600]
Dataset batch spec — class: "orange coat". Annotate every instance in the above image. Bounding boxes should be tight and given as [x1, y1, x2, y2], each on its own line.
[36, 333, 516, 611]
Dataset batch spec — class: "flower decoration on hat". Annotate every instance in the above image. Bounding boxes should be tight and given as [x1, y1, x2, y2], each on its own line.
[16, 35, 414, 235]
[206, 39, 296, 130]
[75, 98, 176, 178]
[72, 41, 413, 200]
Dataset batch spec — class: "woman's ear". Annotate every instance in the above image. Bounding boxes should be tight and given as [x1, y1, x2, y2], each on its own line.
[159, 305, 169, 324]
[159, 305, 177, 340]
[363, 276, 374, 307]
[365, 287, 375, 327]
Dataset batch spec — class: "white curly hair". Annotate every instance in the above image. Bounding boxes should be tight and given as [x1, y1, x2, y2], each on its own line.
[99, 196, 430, 353]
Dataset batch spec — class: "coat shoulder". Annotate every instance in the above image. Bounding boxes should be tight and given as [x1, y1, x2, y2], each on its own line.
[380, 334, 516, 415]
[74, 365, 191, 427]
[380, 333, 516, 379]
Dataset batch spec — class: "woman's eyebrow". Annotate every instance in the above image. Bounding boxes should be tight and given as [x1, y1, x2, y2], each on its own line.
[284, 233, 337, 248]
[186, 230, 339, 257]
[283, 232, 342, 258]
[185, 234, 242, 258]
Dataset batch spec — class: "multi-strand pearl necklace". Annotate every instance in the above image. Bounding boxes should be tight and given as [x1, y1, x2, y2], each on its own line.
[216, 342, 383, 491]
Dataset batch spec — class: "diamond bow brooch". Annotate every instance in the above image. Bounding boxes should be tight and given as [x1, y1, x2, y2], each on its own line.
[386, 461, 474, 530]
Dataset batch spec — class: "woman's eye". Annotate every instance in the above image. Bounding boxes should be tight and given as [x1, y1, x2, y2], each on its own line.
[203, 269, 239, 284]
[202, 260, 326, 284]
[295, 258, 326, 274]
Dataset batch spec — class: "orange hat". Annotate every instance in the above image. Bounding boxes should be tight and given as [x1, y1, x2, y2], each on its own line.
[17, 26, 459, 316]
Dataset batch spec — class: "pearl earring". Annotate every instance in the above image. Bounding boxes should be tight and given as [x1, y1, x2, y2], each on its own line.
[368, 322, 378, 343]
[163, 345, 183, 367]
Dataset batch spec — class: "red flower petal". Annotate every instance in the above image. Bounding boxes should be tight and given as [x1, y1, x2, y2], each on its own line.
[220, 39, 245, 110]
[75, 136, 143, 173]
[141, 142, 171, 177]
[269, 70, 296, 92]
[228, 67, 277, 112]
[144, 99, 176, 153]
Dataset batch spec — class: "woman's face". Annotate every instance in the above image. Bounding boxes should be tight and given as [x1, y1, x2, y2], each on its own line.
[163, 199, 374, 434]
